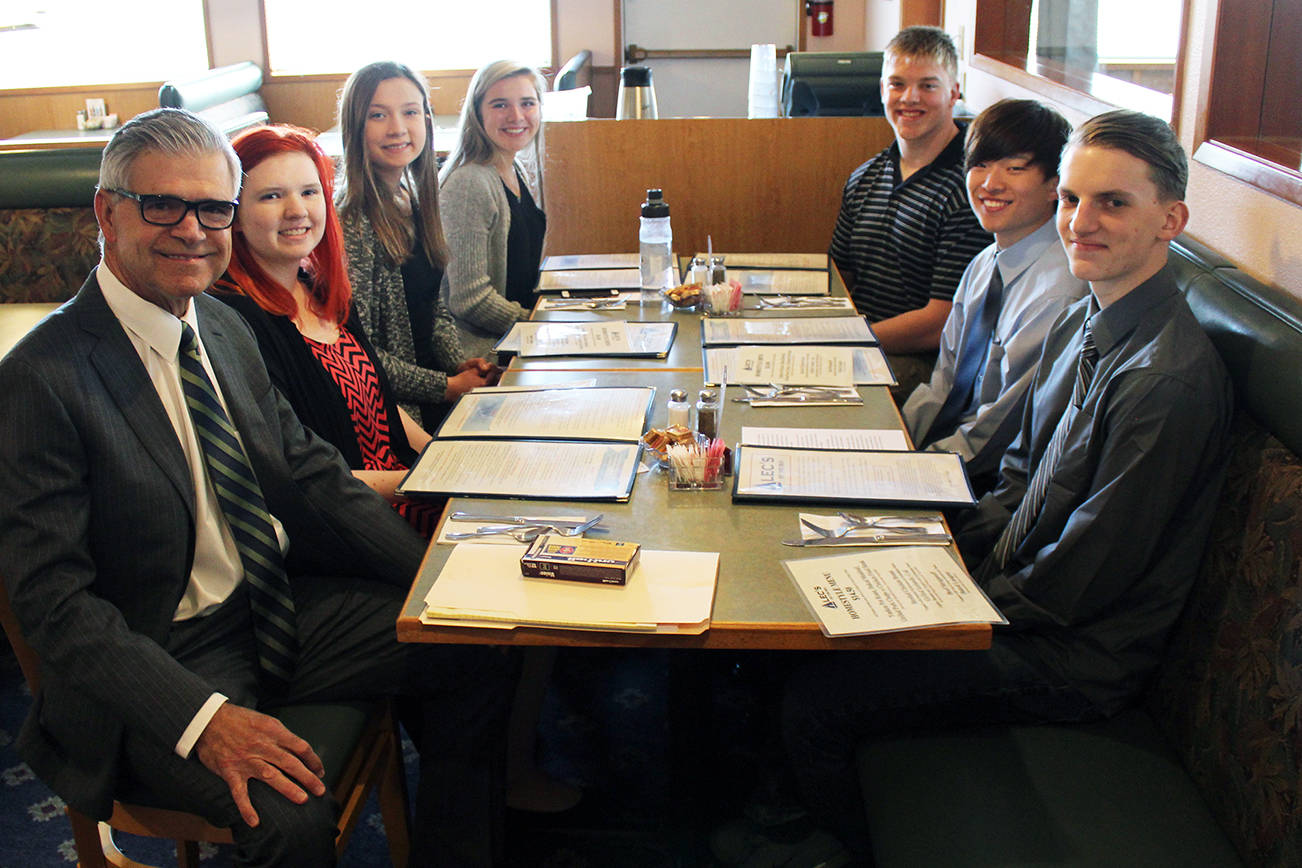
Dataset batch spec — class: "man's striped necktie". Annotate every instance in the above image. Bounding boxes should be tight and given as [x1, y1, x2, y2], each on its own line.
[178, 323, 298, 690]
[986, 321, 1099, 575]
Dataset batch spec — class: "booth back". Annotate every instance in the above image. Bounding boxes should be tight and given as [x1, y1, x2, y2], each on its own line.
[540, 117, 895, 255]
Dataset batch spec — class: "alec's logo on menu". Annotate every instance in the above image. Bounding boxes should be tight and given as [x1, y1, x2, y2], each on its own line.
[814, 579, 838, 610]
[816, 572, 862, 621]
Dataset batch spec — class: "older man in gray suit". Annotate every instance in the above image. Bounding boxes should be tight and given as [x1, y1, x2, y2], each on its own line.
[0, 109, 509, 867]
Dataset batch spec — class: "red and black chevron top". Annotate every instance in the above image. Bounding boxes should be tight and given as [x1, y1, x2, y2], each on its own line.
[305, 329, 438, 538]
[305, 329, 400, 472]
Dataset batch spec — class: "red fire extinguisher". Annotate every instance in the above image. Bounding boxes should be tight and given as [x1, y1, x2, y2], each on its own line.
[808, 0, 833, 37]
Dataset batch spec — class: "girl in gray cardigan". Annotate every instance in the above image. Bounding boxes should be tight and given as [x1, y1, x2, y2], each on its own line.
[440, 61, 548, 359]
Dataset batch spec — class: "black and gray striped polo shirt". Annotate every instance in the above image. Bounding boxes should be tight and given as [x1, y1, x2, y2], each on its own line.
[830, 125, 991, 323]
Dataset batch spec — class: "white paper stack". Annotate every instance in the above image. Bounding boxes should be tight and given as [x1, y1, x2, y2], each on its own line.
[423, 544, 719, 633]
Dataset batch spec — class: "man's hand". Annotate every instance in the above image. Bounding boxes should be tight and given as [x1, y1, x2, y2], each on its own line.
[194, 703, 326, 828]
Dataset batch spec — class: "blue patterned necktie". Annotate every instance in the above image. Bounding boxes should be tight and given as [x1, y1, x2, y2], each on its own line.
[987, 321, 1099, 574]
[178, 323, 298, 689]
[920, 262, 1004, 447]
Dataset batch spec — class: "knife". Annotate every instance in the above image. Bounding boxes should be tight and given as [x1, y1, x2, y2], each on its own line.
[780, 533, 951, 547]
[448, 512, 600, 528]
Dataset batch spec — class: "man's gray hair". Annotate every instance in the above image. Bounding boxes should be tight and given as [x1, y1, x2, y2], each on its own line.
[98, 108, 241, 197]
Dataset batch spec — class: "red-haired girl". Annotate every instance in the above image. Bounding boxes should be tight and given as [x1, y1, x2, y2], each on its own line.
[211, 124, 439, 536]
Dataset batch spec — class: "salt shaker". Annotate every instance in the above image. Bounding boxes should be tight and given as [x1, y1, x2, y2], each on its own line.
[667, 389, 690, 428]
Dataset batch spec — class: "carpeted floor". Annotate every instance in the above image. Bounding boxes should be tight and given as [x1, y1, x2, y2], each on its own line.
[1, 642, 777, 866]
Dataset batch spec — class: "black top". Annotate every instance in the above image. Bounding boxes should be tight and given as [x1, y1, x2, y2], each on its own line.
[502, 168, 547, 307]
[400, 226, 446, 371]
[210, 284, 418, 470]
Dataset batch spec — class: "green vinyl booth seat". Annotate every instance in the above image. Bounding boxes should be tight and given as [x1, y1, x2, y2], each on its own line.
[857, 237, 1302, 868]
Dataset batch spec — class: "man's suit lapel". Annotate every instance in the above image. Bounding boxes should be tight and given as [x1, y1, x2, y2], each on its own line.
[196, 300, 274, 476]
[76, 275, 195, 509]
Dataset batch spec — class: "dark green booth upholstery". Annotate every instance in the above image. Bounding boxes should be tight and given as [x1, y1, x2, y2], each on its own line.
[0, 147, 102, 304]
[158, 61, 269, 136]
[857, 238, 1302, 868]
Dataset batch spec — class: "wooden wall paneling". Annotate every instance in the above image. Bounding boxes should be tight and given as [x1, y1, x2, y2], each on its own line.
[973, 0, 1032, 59]
[900, 0, 945, 28]
[0, 86, 159, 140]
[1205, 0, 1271, 139]
[589, 67, 619, 117]
[261, 72, 475, 134]
[540, 117, 895, 254]
[1259, 1, 1302, 140]
[261, 78, 347, 133]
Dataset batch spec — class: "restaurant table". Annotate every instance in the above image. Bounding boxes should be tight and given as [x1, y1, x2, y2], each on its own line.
[397, 267, 991, 652]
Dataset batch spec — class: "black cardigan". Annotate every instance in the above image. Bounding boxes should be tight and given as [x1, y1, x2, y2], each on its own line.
[210, 286, 419, 470]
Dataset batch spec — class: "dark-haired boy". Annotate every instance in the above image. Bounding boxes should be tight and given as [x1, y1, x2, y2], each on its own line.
[829, 26, 992, 396]
[903, 99, 1087, 494]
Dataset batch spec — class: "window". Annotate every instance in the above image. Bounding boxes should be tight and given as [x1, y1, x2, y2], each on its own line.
[0, 1, 208, 89]
[1194, 0, 1302, 206]
[973, 0, 1186, 120]
[262, 0, 553, 76]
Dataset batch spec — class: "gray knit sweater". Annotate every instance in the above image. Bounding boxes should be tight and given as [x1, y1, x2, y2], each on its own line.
[439, 162, 534, 358]
[341, 209, 463, 420]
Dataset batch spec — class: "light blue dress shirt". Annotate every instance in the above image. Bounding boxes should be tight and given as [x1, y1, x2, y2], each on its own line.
[902, 218, 1088, 488]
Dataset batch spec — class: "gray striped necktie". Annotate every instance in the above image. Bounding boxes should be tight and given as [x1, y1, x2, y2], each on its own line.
[988, 321, 1099, 573]
[178, 323, 298, 689]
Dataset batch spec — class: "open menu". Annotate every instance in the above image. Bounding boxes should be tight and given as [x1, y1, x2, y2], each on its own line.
[784, 548, 1005, 637]
[543, 253, 641, 271]
[740, 427, 910, 451]
[693, 252, 828, 271]
[537, 268, 642, 291]
[435, 386, 654, 442]
[397, 439, 641, 501]
[732, 269, 830, 296]
[704, 345, 895, 386]
[731, 446, 976, 508]
[496, 321, 678, 358]
[397, 386, 653, 501]
[701, 316, 877, 346]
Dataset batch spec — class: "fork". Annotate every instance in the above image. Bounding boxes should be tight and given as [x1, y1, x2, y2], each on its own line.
[801, 516, 935, 540]
[836, 511, 938, 527]
[446, 514, 603, 542]
[445, 525, 547, 542]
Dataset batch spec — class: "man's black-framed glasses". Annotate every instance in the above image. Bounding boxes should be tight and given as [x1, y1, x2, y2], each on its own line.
[104, 188, 239, 230]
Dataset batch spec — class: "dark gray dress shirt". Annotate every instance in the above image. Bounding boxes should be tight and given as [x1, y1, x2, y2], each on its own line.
[957, 263, 1234, 713]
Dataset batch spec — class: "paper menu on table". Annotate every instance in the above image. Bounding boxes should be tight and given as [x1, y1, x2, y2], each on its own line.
[437, 386, 653, 441]
[695, 252, 828, 271]
[497, 321, 677, 357]
[542, 253, 641, 271]
[705, 346, 893, 385]
[397, 439, 640, 500]
[784, 548, 1005, 636]
[538, 268, 642, 291]
[423, 544, 719, 632]
[702, 317, 876, 346]
[731, 446, 976, 507]
[733, 269, 830, 296]
[725, 346, 855, 386]
[740, 427, 909, 451]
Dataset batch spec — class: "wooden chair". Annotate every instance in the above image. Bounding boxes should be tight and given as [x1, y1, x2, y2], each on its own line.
[0, 577, 411, 868]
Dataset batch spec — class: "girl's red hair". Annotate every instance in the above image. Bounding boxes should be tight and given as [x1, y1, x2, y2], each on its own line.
[225, 125, 351, 326]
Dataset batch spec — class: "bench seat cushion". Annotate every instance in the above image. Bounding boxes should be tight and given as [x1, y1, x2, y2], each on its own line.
[0, 207, 97, 304]
[857, 709, 1242, 867]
